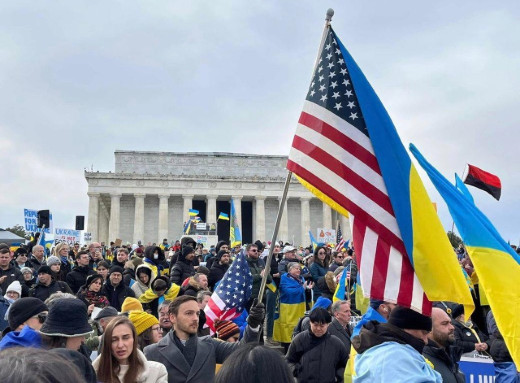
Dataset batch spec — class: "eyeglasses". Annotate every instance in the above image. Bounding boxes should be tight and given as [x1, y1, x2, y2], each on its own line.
[318, 251, 326, 255]
[336, 255, 344, 259]
[151, 326, 162, 332]
[33, 312, 47, 324]
[249, 249, 258, 252]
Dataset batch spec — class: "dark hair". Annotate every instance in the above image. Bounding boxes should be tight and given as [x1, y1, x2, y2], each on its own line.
[313, 246, 330, 268]
[97, 261, 110, 270]
[215, 344, 293, 383]
[169, 295, 197, 315]
[76, 250, 89, 260]
[0, 347, 86, 383]
[152, 278, 168, 291]
[41, 335, 68, 349]
[117, 248, 129, 255]
[246, 243, 258, 251]
[309, 307, 332, 324]
[97, 316, 143, 383]
[137, 327, 154, 350]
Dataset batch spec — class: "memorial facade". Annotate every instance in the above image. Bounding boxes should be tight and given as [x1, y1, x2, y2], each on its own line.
[85, 151, 351, 246]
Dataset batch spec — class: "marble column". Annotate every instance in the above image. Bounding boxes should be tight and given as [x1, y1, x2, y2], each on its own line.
[231, 195, 243, 237]
[278, 196, 289, 243]
[322, 202, 332, 229]
[255, 196, 266, 241]
[87, 192, 100, 242]
[340, 214, 351, 241]
[108, 193, 122, 241]
[182, 195, 194, 224]
[300, 197, 311, 246]
[206, 196, 217, 224]
[158, 194, 169, 243]
[99, 199, 109, 244]
[133, 193, 145, 244]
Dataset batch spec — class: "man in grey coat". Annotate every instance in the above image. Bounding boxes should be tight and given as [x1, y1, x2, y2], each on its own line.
[144, 295, 264, 383]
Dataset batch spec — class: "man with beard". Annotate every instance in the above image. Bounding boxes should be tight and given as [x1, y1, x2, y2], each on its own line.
[208, 250, 231, 290]
[144, 295, 264, 383]
[29, 266, 73, 302]
[423, 308, 465, 383]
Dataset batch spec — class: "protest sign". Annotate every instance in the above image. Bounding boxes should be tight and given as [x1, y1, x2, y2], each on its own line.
[24, 209, 53, 234]
[317, 228, 336, 244]
[54, 228, 81, 246]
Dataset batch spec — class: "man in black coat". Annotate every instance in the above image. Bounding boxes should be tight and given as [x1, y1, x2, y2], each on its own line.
[423, 307, 465, 383]
[101, 265, 135, 311]
[329, 300, 353, 356]
[66, 251, 96, 294]
[287, 307, 348, 382]
[170, 246, 196, 286]
[207, 250, 230, 290]
[0, 248, 25, 296]
[29, 266, 73, 302]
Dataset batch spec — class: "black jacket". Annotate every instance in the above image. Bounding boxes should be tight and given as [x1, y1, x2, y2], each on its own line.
[29, 255, 46, 273]
[286, 329, 348, 383]
[489, 331, 513, 363]
[208, 262, 229, 290]
[170, 253, 195, 286]
[101, 279, 135, 311]
[0, 266, 25, 297]
[423, 340, 465, 383]
[30, 280, 73, 302]
[328, 318, 352, 357]
[66, 265, 96, 294]
[452, 319, 489, 361]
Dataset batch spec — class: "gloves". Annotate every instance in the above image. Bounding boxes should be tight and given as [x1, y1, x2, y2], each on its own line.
[247, 299, 266, 328]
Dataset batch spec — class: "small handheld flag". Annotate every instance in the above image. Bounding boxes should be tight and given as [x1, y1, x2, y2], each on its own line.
[188, 209, 199, 217]
[218, 212, 230, 221]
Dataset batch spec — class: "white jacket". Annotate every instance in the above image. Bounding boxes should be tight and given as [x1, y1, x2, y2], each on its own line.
[93, 349, 167, 383]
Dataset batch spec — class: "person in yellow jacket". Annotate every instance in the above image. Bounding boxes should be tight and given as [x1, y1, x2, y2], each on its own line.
[139, 275, 180, 317]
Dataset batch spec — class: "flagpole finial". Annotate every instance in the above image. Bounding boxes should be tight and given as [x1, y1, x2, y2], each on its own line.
[326, 8, 334, 22]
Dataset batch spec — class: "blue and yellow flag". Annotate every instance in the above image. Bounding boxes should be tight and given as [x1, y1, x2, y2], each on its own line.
[308, 230, 318, 251]
[333, 266, 348, 302]
[188, 209, 199, 217]
[183, 220, 192, 235]
[455, 173, 475, 204]
[230, 199, 242, 247]
[273, 273, 306, 343]
[411, 143, 520, 368]
[218, 212, 229, 221]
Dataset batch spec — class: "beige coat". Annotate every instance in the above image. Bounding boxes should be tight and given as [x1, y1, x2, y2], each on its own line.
[93, 349, 167, 383]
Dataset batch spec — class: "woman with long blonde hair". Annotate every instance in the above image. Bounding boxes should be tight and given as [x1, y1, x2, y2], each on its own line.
[93, 316, 167, 383]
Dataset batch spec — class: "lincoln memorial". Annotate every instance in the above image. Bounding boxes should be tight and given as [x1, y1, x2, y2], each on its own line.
[85, 151, 351, 246]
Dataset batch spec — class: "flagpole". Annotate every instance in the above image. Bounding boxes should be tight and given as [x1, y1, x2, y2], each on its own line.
[258, 9, 334, 303]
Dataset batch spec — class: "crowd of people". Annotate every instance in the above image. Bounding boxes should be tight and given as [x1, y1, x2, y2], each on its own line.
[0, 237, 517, 382]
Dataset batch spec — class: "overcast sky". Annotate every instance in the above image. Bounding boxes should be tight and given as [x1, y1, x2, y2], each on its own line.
[1, 1, 519, 242]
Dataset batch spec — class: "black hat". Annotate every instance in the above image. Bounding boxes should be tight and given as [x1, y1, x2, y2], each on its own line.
[94, 306, 119, 321]
[451, 304, 464, 320]
[85, 274, 103, 287]
[37, 265, 53, 276]
[40, 299, 92, 337]
[197, 266, 210, 276]
[216, 249, 229, 261]
[14, 248, 28, 257]
[388, 306, 432, 332]
[254, 240, 264, 252]
[109, 265, 124, 275]
[182, 245, 195, 257]
[8, 297, 48, 331]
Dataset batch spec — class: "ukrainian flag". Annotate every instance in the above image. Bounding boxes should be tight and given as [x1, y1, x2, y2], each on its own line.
[267, 280, 277, 293]
[340, 38, 474, 315]
[188, 209, 199, 217]
[273, 273, 306, 343]
[230, 199, 242, 247]
[410, 143, 520, 368]
[333, 267, 348, 302]
[308, 230, 318, 251]
[218, 212, 230, 221]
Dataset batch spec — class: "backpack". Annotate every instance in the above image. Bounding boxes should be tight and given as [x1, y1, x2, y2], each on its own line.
[292, 311, 310, 339]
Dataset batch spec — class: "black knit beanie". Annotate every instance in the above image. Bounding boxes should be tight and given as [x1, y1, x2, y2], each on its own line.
[388, 306, 432, 331]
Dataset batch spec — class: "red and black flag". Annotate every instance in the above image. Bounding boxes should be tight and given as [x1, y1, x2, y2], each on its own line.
[463, 164, 501, 200]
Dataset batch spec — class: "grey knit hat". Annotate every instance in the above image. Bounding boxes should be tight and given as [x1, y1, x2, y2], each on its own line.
[46, 256, 61, 267]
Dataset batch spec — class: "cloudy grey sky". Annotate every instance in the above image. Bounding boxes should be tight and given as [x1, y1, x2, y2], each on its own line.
[1, 1, 519, 242]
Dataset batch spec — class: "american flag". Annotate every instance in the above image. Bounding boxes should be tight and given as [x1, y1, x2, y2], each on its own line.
[287, 27, 429, 313]
[335, 223, 346, 251]
[204, 250, 253, 333]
